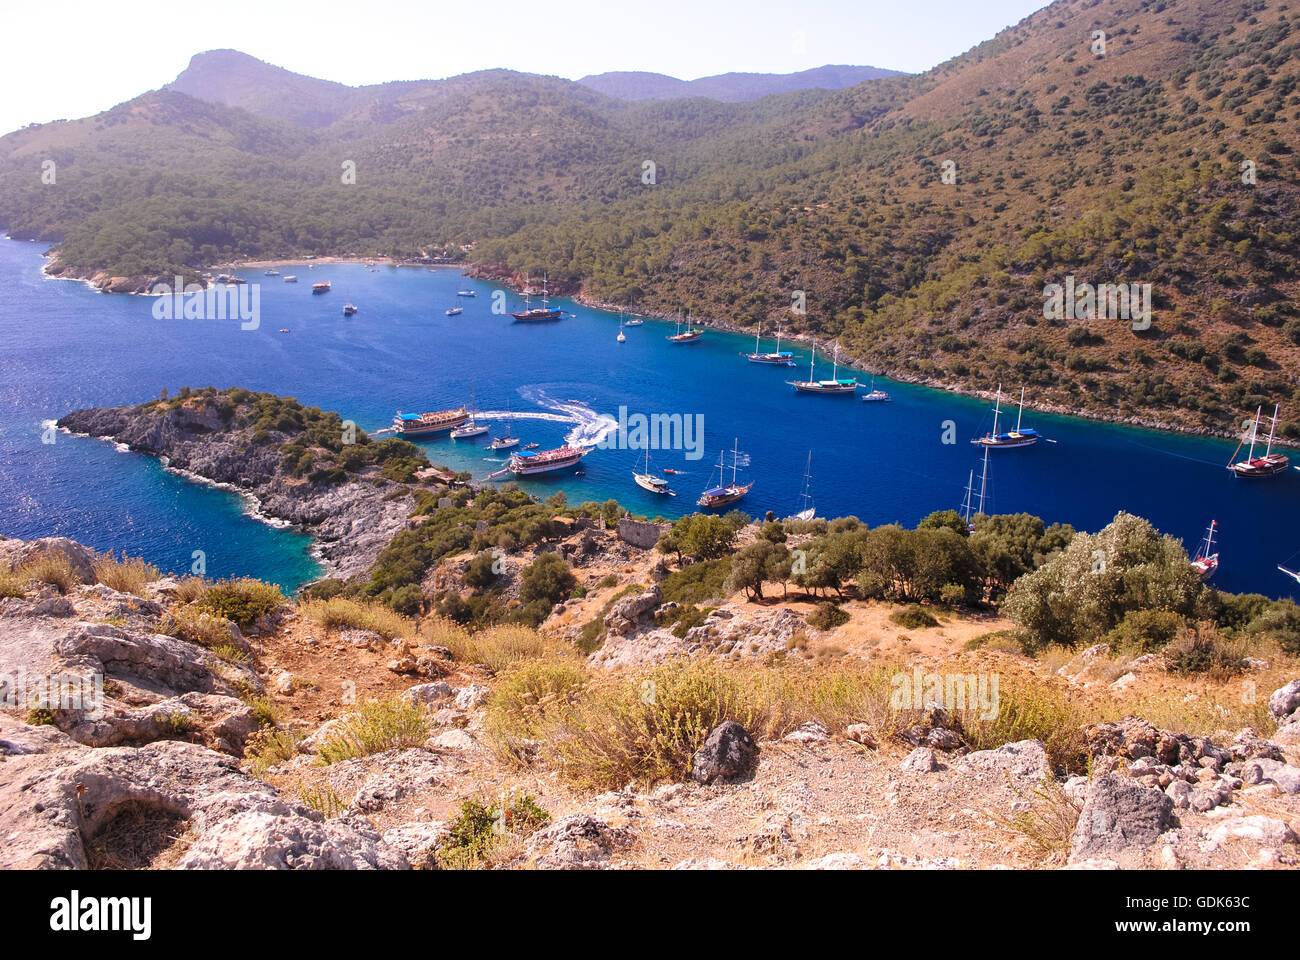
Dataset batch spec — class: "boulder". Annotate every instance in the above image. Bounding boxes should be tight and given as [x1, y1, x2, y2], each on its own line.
[1068, 774, 1174, 864]
[900, 747, 939, 773]
[1084, 716, 1228, 767]
[690, 721, 758, 784]
[520, 814, 634, 870]
[603, 585, 662, 637]
[1270, 680, 1300, 723]
[961, 740, 1049, 779]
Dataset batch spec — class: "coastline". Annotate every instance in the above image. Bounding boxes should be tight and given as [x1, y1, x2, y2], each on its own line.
[29, 241, 1275, 448]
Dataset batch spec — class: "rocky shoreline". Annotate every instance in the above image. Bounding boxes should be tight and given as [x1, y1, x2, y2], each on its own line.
[57, 400, 417, 582]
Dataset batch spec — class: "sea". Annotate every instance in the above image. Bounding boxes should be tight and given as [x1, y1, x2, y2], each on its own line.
[2, 235, 1298, 598]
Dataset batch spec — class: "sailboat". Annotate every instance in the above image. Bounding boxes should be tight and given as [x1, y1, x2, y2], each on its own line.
[697, 439, 753, 508]
[445, 305, 463, 316]
[633, 447, 674, 495]
[450, 383, 490, 439]
[1190, 520, 1219, 580]
[617, 317, 626, 343]
[960, 445, 992, 533]
[972, 384, 1040, 448]
[789, 340, 857, 394]
[861, 375, 890, 403]
[624, 316, 645, 327]
[511, 273, 564, 322]
[1228, 404, 1288, 477]
[666, 318, 703, 343]
[742, 324, 794, 365]
[792, 451, 816, 521]
[487, 402, 520, 451]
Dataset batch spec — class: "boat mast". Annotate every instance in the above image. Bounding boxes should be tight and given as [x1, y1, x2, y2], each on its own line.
[775, 325, 782, 353]
[1266, 403, 1279, 457]
[755, 325, 761, 354]
[1016, 386, 1025, 433]
[1247, 405, 1261, 460]
[831, 340, 839, 380]
[977, 444, 990, 516]
[992, 384, 1003, 437]
[961, 469, 975, 524]
[808, 345, 816, 381]
[731, 437, 739, 486]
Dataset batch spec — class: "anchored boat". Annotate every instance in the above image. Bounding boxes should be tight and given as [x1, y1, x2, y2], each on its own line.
[342, 303, 358, 316]
[697, 439, 753, 508]
[666, 320, 703, 343]
[743, 324, 794, 365]
[791, 451, 815, 521]
[790, 341, 857, 394]
[393, 407, 469, 437]
[311, 281, 331, 294]
[972, 385, 1040, 448]
[1191, 520, 1219, 580]
[511, 273, 564, 322]
[487, 403, 520, 451]
[960, 444, 992, 533]
[445, 306, 463, 316]
[1229, 404, 1289, 478]
[633, 447, 674, 496]
[861, 376, 890, 403]
[450, 384, 490, 439]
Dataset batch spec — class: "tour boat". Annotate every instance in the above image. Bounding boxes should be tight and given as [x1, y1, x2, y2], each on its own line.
[791, 451, 815, 521]
[342, 303, 357, 316]
[743, 324, 794, 365]
[393, 407, 469, 437]
[697, 439, 753, 508]
[312, 281, 331, 294]
[972, 385, 1040, 448]
[633, 447, 674, 495]
[861, 376, 890, 402]
[445, 306, 463, 316]
[666, 320, 703, 343]
[283, 275, 298, 283]
[450, 384, 490, 439]
[511, 274, 564, 322]
[790, 341, 857, 394]
[1190, 520, 1219, 580]
[1229, 404, 1289, 478]
[497, 445, 589, 477]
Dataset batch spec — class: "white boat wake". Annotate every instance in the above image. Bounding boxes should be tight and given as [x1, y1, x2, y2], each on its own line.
[490, 386, 619, 449]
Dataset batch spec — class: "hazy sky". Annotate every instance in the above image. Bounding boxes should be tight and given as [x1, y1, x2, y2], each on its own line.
[3, 0, 1048, 135]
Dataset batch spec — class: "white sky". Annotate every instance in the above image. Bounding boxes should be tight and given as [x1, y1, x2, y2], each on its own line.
[1, 0, 1048, 134]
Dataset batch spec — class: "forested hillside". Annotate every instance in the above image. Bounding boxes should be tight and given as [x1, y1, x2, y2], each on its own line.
[1, 0, 1297, 434]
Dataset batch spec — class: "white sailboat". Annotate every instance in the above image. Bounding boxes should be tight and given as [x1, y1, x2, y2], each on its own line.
[633, 447, 674, 495]
[450, 383, 490, 439]
[961, 444, 991, 532]
[486, 401, 520, 451]
[792, 451, 816, 521]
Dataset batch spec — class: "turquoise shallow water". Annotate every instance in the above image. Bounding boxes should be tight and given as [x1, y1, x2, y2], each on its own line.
[2, 235, 1299, 598]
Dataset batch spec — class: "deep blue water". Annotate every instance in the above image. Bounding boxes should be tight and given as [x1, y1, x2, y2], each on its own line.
[2, 235, 1299, 598]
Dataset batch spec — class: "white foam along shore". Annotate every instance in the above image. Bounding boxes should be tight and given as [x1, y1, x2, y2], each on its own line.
[55, 424, 309, 546]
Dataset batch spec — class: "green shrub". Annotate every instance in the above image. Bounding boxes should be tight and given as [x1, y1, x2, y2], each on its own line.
[808, 602, 851, 631]
[889, 604, 939, 629]
[438, 794, 550, 869]
[197, 578, 284, 629]
[316, 697, 430, 764]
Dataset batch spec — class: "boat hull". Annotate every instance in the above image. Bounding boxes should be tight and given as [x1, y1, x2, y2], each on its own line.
[507, 446, 588, 476]
[512, 309, 564, 322]
[791, 381, 857, 394]
[697, 482, 753, 508]
[1230, 454, 1289, 477]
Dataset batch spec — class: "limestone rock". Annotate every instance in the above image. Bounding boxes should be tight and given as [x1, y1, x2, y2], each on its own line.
[690, 721, 758, 784]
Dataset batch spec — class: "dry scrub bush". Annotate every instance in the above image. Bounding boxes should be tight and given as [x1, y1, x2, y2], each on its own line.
[93, 554, 159, 597]
[298, 596, 415, 639]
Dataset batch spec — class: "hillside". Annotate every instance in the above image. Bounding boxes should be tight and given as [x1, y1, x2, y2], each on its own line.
[577, 64, 903, 101]
[1, 0, 1298, 435]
